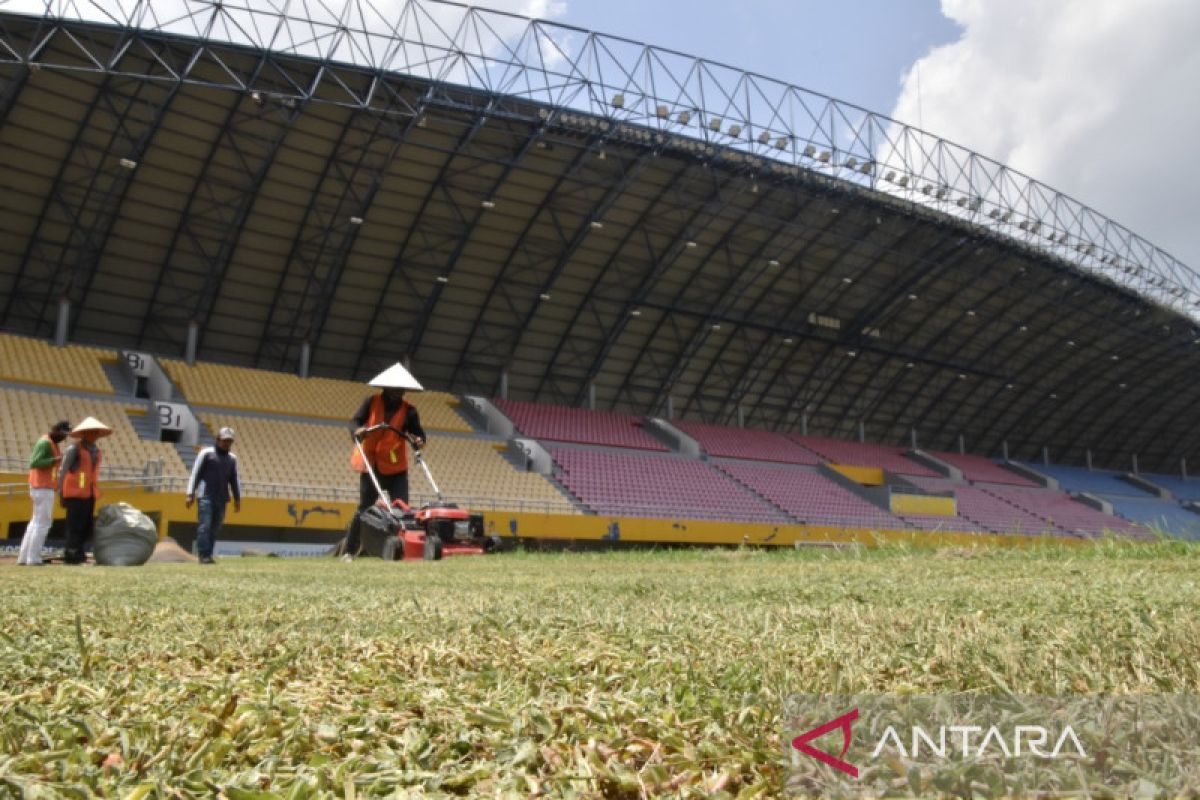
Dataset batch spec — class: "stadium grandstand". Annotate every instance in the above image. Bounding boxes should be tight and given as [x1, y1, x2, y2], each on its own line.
[2, 1, 1199, 551]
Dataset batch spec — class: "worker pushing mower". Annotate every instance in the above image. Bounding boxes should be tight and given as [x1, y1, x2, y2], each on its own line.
[338, 362, 499, 561]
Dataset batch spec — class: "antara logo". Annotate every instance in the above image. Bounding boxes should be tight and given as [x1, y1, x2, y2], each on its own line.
[792, 708, 1089, 779]
[791, 709, 859, 778]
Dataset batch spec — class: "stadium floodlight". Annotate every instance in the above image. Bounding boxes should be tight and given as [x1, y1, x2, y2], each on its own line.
[436, 275, 449, 284]
[845, 157, 858, 170]
[757, 131, 770, 145]
[908, 294, 918, 300]
[250, 90, 264, 106]
[906, 362, 915, 368]
[631, 309, 642, 316]
[818, 150, 831, 163]
[611, 93, 624, 109]
[119, 158, 137, 170]
[775, 137, 789, 150]
[768, 259, 780, 267]
[897, 175, 909, 187]
[686, 240, 698, 248]
[885, 170, 896, 181]
[842, 276, 853, 284]
[784, 338, 794, 344]
[935, 187, 947, 199]
[539, 293, 551, 301]
[656, 104, 669, 119]
[728, 124, 742, 137]
[349, 215, 364, 225]
[711, 324, 721, 331]
[708, 117, 721, 131]
[480, 199, 496, 209]
[590, 220, 603, 230]
[677, 110, 691, 124]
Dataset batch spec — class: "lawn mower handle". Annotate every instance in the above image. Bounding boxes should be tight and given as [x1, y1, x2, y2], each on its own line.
[355, 424, 440, 501]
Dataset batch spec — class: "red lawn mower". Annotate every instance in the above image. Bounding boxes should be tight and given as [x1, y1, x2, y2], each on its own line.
[350, 423, 502, 560]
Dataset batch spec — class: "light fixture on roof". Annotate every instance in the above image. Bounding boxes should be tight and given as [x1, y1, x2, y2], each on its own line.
[677, 110, 691, 125]
[842, 276, 853, 284]
[1019, 325, 1028, 332]
[1066, 340, 1075, 346]
[1111, 354, 1119, 360]
[611, 93, 625, 109]
[539, 292, 551, 301]
[804, 144, 817, 158]
[250, 90, 264, 106]
[958, 373, 966, 379]
[349, 215, 364, 225]
[656, 104, 669, 119]
[119, 158, 137, 170]
[847, 350, 857, 357]
[481, 199, 496, 209]
[966, 310, 976, 316]
[686, 240, 698, 248]
[1049, 393, 1058, 399]
[630, 309, 641, 317]
[784, 338, 794, 344]
[768, 259, 780, 267]
[757, 131, 770, 145]
[845, 157, 858, 170]
[906, 362, 914, 368]
[1119, 383, 1127, 388]
[908, 294, 918, 300]
[1005, 383, 1014, 389]
[590, 220, 604, 230]
[728, 124, 742, 137]
[436, 275, 449, 284]
[711, 323, 722, 331]
[775, 137, 789, 150]
[708, 117, 721, 132]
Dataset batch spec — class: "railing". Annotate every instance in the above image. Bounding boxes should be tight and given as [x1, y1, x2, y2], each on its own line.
[0, 474, 579, 514]
[2, 0, 1196, 319]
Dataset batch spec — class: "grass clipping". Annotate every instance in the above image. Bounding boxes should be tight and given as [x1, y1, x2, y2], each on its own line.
[1, 542, 1198, 797]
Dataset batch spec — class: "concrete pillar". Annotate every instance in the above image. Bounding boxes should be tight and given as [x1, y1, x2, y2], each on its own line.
[1132, 453, 1139, 474]
[54, 298, 70, 346]
[1001, 440, 1010, 461]
[957, 433, 966, 455]
[910, 427, 918, 449]
[588, 382, 596, 411]
[185, 320, 199, 366]
[1182, 458, 1188, 480]
[499, 368, 509, 400]
[800, 413, 808, 436]
[666, 395, 674, 419]
[857, 420, 865, 443]
[737, 405, 745, 428]
[1042, 446, 1050, 467]
[1085, 449, 1093, 470]
[299, 340, 311, 378]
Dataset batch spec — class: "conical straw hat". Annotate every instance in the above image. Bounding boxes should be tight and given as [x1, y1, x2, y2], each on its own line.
[71, 416, 113, 437]
[367, 362, 424, 391]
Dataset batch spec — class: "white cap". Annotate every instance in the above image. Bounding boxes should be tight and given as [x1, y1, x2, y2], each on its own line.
[217, 427, 236, 441]
[368, 362, 424, 391]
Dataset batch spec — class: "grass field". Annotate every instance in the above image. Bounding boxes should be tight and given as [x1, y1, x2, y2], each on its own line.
[2, 542, 1199, 798]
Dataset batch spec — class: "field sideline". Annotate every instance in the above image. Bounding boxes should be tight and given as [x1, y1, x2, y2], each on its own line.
[2, 543, 1199, 797]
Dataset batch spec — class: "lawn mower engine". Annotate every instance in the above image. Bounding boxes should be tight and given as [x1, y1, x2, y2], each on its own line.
[380, 501, 501, 561]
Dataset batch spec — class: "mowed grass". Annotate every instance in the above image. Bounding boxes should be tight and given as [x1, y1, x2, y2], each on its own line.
[2, 542, 1199, 798]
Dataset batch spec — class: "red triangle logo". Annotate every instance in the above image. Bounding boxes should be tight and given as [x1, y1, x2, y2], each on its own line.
[791, 708, 859, 778]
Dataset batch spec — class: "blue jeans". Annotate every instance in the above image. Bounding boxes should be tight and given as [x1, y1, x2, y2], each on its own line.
[196, 497, 226, 559]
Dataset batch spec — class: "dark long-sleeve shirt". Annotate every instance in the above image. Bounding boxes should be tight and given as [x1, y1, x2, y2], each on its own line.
[186, 447, 242, 505]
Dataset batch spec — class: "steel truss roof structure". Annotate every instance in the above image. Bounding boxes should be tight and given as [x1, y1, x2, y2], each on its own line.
[1, 1, 1198, 471]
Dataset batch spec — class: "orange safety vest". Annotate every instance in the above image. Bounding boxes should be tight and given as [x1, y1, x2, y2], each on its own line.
[61, 445, 102, 500]
[350, 396, 411, 476]
[28, 436, 61, 490]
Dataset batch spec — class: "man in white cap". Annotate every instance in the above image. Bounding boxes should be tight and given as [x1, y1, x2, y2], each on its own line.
[58, 416, 112, 565]
[344, 363, 426, 558]
[185, 426, 242, 564]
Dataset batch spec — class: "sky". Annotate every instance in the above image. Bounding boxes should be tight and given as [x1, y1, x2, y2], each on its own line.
[532, 0, 1200, 270]
[4, 0, 1198, 269]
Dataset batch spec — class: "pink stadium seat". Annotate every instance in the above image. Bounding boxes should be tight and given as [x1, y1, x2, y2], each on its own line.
[791, 435, 940, 477]
[927, 450, 1038, 486]
[549, 447, 790, 522]
[673, 421, 823, 464]
[717, 462, 905, 529]
[495, 399, 666, 451]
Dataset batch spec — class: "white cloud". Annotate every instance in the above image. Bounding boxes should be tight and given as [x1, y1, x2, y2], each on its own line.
[890, 0, 1200, 270]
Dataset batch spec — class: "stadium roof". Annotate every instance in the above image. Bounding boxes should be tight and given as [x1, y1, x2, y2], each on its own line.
[1, 0, 1198, 471]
